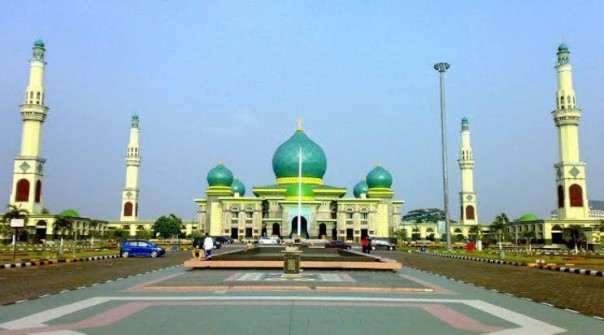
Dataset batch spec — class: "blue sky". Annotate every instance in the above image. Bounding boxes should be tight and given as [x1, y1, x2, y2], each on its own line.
[1, 1, 603, 222]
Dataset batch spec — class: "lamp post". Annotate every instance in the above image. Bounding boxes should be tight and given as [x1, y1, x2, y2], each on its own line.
[434, 62, 452, 251]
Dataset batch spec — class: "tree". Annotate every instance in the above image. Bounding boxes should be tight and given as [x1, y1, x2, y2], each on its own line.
[53, 216, 73, 241]
[522, 230, 536, 251]
[403, 208, 445, 223]
[153, 214, 183, 239]
[468, 224, 483, 243]
[109, 228, 127, 242]
[490, 213, 511, 249]
[563, 225, 586, 254]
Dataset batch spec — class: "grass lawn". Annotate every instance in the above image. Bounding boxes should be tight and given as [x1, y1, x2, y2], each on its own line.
[427, 249, 604, 271]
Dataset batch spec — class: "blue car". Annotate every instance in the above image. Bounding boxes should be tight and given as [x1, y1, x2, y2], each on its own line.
[120, 239, 166, 258]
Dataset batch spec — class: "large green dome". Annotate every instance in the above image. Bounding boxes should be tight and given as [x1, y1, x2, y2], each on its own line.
[272, 128, 327, 183]
[519, 213, 539, 221]
[284, 183, 315, 201]
[366, 164, 393, 189]
[353, 179, 369, 198]
[231, 177, 246, 196]
[207, 161, 233, 187]
[60, 209, 80, 218]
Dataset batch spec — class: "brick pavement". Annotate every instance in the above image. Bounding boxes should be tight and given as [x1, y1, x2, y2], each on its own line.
[0, 251, 191, 305]
[376, 250, 604, 318]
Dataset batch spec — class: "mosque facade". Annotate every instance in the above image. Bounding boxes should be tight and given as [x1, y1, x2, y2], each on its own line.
[195, 121, 404, 242]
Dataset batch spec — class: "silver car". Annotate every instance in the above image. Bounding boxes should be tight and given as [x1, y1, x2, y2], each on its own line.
[371, 239, 396, 251]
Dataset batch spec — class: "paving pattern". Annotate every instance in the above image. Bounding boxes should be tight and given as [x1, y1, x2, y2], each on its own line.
[0, 247, 602, 334]
[375, 251, 604, 318]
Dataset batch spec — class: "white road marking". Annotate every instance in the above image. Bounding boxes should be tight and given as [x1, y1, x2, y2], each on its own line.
[0, 297, 109, 330]
[0, 296, 568, 334]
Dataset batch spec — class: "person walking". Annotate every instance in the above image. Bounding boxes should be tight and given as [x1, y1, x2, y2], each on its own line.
[203, 233, 214, 260]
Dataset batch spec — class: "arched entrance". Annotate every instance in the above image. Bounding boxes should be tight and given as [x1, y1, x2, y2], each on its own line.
[319, 223, 327, 239]
[35, 220, 47, 244]
[272, 223, 281, 237]
[290, 216, 308, 239]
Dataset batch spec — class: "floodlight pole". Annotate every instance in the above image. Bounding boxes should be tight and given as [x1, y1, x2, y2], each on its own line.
[434, 62, 452, 251]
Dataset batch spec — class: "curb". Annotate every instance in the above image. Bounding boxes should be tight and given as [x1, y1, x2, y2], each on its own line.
[1, 255, 120, 270]
[420, 252, 603, 277]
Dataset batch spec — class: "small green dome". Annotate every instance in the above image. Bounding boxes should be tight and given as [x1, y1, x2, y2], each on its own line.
[285, 183, 315, 200]
[519, 213, 539, 221]
[558, 43, 569, 52]
[60, 209, 80, 218]
[231, 177, 246, 195]
[34, 39, 45, 48]
[206, 161, 233, 187]
[353, 179, 369, 198]
[272, 128, 327, 181]
[366, 164, 393, 189]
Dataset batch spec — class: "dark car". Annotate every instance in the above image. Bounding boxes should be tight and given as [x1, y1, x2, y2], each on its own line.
[324, 240, 351, 250]
[120, 240, 165, 258]
[370, 239, 396, 251]
[192, 237, 221, 249]
[214, 236, 234, 245]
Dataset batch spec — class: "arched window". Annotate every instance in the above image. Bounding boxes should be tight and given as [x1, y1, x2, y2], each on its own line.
[557, 185, 564, 208]
[569, 184, 583, 207]
[465, 205, 475, 220]
[35, 180, 42, 203]
[135, 202, 138, 217]
[123, 202, 133, 216]
[16, 179, 30, 202]
[460, 206, 464, 220]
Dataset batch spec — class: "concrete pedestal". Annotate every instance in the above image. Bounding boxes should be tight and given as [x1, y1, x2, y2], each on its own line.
[282, 246, 302, 279]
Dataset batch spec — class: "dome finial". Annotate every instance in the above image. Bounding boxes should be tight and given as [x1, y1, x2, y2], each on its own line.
[218, 159, 224, 165]
[297, 117, 304, 131]
[377, 162, 382, 167]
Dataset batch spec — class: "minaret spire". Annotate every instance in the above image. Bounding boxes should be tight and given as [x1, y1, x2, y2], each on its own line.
[458, 117, 478, 225]
[552, 43, 589, 219]
[9, 40, 49, 215]
[120, 115, 141, 221]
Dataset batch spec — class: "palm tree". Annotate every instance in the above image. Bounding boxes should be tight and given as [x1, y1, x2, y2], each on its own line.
[53, 216, 73, 246]
[522, 230, 536, 252]
[490, 213, 510, 249]
[563, 225, 586, 254]
[468, 224, 483, 243]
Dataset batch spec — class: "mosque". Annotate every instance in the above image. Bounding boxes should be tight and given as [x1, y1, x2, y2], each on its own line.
[195, 120, 404, 242]
[1, 40, 602, 247]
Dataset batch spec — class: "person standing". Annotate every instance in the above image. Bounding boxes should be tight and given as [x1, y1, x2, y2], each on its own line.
[203, 233, 214, 260]
[361, 236, 369, 254]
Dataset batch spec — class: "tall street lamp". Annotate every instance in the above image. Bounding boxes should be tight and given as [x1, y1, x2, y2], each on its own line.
[434, 62, 452, 251]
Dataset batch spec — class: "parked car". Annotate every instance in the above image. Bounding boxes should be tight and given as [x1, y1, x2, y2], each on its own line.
[258, 236, 281, 245]
[324, 240, 351, 250]
[214, 236, 234, 244]
[371, 239, 396, 251]
[120, 240, 166, 258]
[192, 237, 221, 249]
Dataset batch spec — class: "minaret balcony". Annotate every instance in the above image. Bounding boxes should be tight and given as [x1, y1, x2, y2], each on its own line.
[552, 108, 581, 126]
[458, 160, 475, 168]
[19, 104, 48, 122]
[126, 157, 141, 166]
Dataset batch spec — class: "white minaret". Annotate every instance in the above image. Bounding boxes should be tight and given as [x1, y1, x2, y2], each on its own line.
[458, 117, 478, 225]
[9, 40, 49, 215]
[552, 43, 589, 219]
[120, 115, 141, 221]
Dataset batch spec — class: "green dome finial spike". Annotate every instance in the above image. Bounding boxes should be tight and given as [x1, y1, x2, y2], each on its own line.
[297, 117, 303, 131]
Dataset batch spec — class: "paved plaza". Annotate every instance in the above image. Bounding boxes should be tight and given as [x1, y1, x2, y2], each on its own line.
[0, 250, 602, 334]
